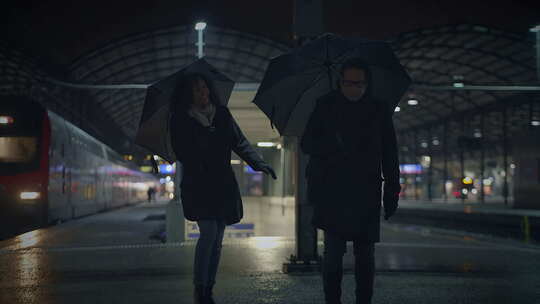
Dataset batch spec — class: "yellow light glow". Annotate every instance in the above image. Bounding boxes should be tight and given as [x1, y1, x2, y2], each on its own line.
[140, 166, 153, 173]
[462, 177, 473, 185]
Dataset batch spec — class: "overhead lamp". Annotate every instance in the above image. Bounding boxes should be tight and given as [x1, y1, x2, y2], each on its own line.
[257, 142, 276, 148]
[195, 22, 207, 31]
[473, 130, 482, 138]
[394, 106, 401, 112]
[531, 120, 540, 126]
[407, 99, 418, 106]
[432, 138, 440, 146]
[195, 22, 207, 58]
[453, 75, 465, 88]
[530, 25, 540, 32]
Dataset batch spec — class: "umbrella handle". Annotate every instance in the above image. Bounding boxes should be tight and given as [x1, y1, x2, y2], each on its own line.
[270, 105, 276, 130]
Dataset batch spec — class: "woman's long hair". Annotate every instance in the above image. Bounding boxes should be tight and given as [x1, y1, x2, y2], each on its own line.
[170, 73, 221, 116]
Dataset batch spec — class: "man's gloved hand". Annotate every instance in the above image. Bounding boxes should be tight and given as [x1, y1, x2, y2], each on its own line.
[383, 183, 401, 220]
[260, 164, 277, 180]
[383, 199, 398, 220]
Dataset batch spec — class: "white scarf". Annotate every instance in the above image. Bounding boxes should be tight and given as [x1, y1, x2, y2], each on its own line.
[188, 103, 216, 127]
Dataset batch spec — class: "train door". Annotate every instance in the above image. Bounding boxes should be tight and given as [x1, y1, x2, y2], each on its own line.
[46, 111, 72, 222]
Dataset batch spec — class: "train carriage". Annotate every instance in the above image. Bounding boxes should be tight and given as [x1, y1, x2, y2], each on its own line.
[0, 96, 157, 229]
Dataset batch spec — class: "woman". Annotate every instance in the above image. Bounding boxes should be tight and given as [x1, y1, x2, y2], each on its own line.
[170, 73, 276, 304]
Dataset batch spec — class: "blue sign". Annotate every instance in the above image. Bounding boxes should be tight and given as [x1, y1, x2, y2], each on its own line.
[159, 164, 175, 174]
[400, 164, 423, 174]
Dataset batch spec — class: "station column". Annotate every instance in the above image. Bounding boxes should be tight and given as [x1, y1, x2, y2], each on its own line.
[283, 0, 324, 272]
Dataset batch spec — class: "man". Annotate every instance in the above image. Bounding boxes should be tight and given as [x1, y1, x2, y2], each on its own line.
[301, 58, 401, 304]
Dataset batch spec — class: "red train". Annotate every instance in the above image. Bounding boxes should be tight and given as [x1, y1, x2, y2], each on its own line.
[0, 95, 157, 229]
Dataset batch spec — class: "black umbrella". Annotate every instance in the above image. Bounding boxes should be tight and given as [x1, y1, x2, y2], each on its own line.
[252, 33, 411, 136]
[135, 58, 235, 163]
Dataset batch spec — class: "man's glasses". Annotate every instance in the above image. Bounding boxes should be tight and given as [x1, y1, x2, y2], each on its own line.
[341, 80, 368, 88]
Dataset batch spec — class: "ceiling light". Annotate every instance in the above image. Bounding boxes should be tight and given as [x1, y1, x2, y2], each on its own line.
[195, 22, 207, 31]
[257, 142, 276, 147]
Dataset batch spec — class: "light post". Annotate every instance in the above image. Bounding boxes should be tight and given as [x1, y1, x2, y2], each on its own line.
[195, 22, 207, 59]
[531, 25, 540, 82]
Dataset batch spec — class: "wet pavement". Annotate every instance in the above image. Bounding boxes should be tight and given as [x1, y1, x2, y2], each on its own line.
[0, 197, 539, 303]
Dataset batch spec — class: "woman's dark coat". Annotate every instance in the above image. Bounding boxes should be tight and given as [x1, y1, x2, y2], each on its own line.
[170, 105, 266, 225]
[300, 91, 400, 242]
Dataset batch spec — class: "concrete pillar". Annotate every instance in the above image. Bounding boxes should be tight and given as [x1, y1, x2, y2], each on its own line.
[480, 113, 485, 204]
[460, 117, 465, 204]
[502, 107, 509, 205]
[427, 128, 433, 201]
[283, 0, 324, 273]
[413, 130, 419, 201]
[443, 121, 448, 202]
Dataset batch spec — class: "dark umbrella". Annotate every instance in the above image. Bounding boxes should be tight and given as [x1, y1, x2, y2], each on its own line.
[135, 58, 235, 163]
[252, 33, 411, 136]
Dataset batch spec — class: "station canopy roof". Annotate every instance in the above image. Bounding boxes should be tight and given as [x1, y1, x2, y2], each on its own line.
[1, 24, 538, 152]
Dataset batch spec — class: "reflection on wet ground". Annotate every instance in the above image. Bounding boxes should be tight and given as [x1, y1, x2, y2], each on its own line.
[186, 196, 295, 240]
[0, 197, 539, 303]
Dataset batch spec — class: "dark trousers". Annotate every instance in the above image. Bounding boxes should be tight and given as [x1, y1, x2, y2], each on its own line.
[323, 231, 375, 304]
[193, 219, 226, 286]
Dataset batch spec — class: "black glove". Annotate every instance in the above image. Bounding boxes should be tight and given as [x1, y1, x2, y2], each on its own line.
[260, 164, 277, 180]
[383, 199, 398, 220]
[383, 183, 401, 220]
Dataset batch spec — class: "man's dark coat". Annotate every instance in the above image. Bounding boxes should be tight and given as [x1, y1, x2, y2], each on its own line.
[171, 105, 266, 225]
[301, 91, 400, 242]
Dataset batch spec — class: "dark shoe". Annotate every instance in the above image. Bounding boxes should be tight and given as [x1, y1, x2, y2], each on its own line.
[193, 285, 207, 304]
[206, 284, 216, 304]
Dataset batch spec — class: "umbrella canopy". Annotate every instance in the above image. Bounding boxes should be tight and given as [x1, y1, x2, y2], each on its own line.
[252, 33, 412, 136]
[135, 58, 235, 163]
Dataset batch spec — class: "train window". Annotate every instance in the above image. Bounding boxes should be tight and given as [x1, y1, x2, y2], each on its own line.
[0, 136, 37, 163]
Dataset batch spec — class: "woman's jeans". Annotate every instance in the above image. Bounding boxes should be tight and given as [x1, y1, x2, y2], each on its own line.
[323, 231, 375, 304]
[193, 219, 226, 286]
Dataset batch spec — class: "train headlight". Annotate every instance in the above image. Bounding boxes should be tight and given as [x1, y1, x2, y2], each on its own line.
[0, 116, 14, 125]
[20, 192, 41, 200]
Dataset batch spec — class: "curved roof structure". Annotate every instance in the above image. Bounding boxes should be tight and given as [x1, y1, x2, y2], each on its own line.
[67, 25, 290, 139]
[391, 24, 539, 157]
[1, 23, 538, 155]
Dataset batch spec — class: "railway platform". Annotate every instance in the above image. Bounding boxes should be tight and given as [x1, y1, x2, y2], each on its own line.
[0, 197, 539, 304]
